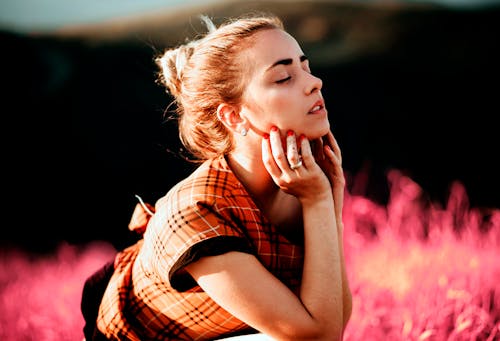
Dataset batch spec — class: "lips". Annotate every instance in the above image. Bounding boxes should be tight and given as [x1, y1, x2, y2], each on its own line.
[308, 100, 325, 114]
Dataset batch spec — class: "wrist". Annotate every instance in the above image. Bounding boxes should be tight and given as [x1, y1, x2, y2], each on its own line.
[299, 191, 334, 210]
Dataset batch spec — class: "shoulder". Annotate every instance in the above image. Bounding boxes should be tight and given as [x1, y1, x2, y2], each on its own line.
[157, 156, 248, 214]
[145, 156, 257, 239]
[137, 157, 256, 288]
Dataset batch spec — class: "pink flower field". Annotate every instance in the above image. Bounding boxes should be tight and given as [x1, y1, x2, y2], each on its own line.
[1, 170, 499, 340]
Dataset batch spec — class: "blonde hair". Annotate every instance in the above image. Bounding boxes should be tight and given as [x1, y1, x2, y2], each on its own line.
[156, 14, 284, 161]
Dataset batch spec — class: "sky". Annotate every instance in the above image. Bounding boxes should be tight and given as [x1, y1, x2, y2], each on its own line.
[0, 0, 207, 33]
[0, 0, 499, 33]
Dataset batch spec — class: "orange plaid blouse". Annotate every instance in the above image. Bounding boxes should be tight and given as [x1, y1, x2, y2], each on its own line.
[97, 155, 304, 340]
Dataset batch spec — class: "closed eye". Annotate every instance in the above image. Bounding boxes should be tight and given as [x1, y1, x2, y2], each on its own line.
[276, 76, 291, 84]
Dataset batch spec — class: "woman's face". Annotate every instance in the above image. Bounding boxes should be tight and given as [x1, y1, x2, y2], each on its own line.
[240, 28, 330, 139]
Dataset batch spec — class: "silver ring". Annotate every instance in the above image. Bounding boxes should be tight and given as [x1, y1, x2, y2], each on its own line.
[290, 159, 303, 170]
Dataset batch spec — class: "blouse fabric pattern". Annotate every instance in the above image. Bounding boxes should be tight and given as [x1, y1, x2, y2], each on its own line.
[97, 155, 304, 340]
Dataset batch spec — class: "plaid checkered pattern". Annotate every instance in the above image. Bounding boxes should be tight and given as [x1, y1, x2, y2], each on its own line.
[97, 156, 304, 340]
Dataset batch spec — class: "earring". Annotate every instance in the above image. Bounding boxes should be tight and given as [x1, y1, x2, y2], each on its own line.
[241, 128, 248, 136]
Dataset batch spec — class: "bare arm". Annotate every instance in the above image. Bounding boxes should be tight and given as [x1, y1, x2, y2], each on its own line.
[186, 130, 346, 340]
[313, 131, 353, 328]
[186, 202, 343, 340]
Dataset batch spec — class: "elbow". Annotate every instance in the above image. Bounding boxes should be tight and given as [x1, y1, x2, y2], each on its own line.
[279, 330, 343, 341]
[271, 293, 353, 340]
[279, 320, 345, 341]
[312, 328, 345, 341]
[343, 290, 353, 330]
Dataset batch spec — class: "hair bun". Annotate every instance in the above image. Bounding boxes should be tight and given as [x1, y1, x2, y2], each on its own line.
[156, 43, 195, 98]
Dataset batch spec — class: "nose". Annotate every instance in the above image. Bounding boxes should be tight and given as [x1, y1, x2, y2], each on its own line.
[304, 72, 323, 95]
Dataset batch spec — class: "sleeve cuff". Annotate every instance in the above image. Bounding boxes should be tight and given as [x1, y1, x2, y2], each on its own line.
[169, 236, 253, 291]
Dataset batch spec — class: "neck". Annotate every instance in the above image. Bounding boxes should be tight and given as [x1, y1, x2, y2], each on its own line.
[227, 149, 304, 243]
[226, 150, 279, 205]
[227, 146, 304, 243]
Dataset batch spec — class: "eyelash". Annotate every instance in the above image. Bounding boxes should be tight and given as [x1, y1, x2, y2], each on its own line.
[275, 65, 312, 84]
[276, 76, 291, 84]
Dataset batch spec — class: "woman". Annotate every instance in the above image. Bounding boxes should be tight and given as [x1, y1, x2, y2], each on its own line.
[90, 13, 352, 340]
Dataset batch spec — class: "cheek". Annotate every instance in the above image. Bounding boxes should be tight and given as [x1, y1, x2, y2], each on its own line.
[258, 91, 293, 127]
[267, 90, 290, 111]
[241, 93, 271, 132]
[243, 88, 295, 131]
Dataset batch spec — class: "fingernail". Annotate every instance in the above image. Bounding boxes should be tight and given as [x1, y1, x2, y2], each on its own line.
[271, 126, 278, 132]
[263, 133, 270, 139]
[299, 134, 306, 142]
[287, 130, 294, 137]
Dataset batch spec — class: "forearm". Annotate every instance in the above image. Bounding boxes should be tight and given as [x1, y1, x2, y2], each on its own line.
[299, 195, 345, 339]
[336, 221, 352, 329]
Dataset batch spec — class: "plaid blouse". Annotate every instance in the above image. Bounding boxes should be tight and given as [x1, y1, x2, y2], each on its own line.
[97, 155, 304, 340]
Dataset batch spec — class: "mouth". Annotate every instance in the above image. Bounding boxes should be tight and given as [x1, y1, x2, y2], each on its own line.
[308, 100, 325, 114]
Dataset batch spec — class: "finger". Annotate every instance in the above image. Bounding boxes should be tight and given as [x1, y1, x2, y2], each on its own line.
[261, 133, 281, 177]
[269, 126, 289, 171]
[298, 134, 314, 169]
[324, 144, 341, 167]
[312, 137, 324, 161]
[324, 131, 342, 163]
[286, 130, 301, 170]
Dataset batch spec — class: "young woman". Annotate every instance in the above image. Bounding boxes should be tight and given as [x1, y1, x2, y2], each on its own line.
[88, 13, 352, 341]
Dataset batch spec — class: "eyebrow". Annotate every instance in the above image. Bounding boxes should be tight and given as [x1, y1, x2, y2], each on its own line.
[266, 55, 308, 72]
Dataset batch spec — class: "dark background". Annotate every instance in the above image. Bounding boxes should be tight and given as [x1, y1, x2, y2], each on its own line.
[2, 0, 499, 253]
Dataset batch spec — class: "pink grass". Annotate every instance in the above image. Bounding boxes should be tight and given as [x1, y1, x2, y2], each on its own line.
[0, 170, 498, 340]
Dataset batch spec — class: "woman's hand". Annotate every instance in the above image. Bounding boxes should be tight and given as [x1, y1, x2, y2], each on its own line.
[261, 126, 331, 205]
[185, 127, 348, 340]
[311, 131, 345, 221]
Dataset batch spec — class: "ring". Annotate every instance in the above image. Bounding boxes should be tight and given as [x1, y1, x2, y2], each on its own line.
[290, 159, 303, 170]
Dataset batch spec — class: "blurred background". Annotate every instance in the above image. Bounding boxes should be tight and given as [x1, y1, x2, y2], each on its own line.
[2, 0, 500, 252]
[1, 0, 499, 340]
[1, 0, 499, 251]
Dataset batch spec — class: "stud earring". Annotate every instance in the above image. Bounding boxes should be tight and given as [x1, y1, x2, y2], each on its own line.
[241, 128, 248, 136]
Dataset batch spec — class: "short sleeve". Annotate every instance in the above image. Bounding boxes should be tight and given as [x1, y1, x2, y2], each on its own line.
[141, 190, 254, 292]
[169, 235, 252, 291]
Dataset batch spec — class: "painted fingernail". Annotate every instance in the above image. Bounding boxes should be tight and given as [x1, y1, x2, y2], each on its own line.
[263, 133, 270, 139]
[299, 134, 306, 142]
[287, 130, 294, 137]
[271, 126, 278, 132]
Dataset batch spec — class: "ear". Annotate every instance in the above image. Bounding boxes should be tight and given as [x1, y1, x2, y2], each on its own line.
[216, 103, 248, 135]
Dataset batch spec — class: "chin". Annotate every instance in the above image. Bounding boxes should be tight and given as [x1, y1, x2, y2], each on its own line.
[303, 121, 330, 140]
